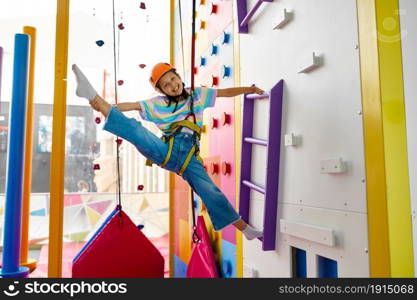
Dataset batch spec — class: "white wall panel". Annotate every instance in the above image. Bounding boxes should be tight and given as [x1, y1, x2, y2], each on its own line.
[244, 203, 370, 277]
[240, 0, 369, 277]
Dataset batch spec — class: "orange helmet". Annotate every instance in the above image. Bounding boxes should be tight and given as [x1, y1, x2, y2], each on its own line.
[149, 62, 175, 89]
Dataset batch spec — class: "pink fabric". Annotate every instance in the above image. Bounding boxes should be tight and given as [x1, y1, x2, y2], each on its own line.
[186, 216, 219, 278]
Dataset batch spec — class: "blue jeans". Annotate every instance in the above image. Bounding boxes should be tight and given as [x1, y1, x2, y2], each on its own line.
[102, 107, 241, 231]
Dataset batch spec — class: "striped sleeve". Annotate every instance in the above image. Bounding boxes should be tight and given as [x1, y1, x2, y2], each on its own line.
[199, 87, 217, 109]
[137, 99, 153, 121]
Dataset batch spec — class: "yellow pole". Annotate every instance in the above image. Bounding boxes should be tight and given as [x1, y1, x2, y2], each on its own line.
[48, 0, 70, 277]
[375, 0, 414, 277]
[357, 0, 414, 277]
[20, 26, 37, 272]
[233, 7, 243, 278]
[169, 0, 175, 279]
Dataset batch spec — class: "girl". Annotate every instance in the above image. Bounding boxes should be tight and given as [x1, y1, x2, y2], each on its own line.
[72, 63, 264, 241]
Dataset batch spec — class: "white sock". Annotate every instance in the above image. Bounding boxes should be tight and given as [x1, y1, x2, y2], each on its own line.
[242, 225, 263, 240]
[72, 64, 97, 101]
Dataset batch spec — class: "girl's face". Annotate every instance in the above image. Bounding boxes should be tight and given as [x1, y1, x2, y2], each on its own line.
[157, 71, 183, 96]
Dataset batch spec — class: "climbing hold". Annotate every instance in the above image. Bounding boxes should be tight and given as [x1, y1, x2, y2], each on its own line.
[200, 20, 206, 30]
[211, 75, 219, 87]
[93, 164, 100, 170]
[222, 65, 232, 78]
[137, 224, 145, 230]
[117, 80, 124, 86]
[95, 40, 104, 47]
[200, 0, 206, 5]
[139, 64, 146, 68]
[221, 161, 231, 175]
[210, 117, 218, 129]
[210, 44, 218, 56]
[139, 2, 146, 9]
[200, 56, 206, 67]
[118, 23, 125, 30]
[210, 3, 218, 14]
[116, 138, 123, 145]
[222, 31, 231, 44]
[137, 185, 144, 191]
[209, 162, 219, 175]
[223, 261, 232, 276]
[193, 67, 198, 75]
[221, 112, 231, 125]
[95, 117, 101, 124]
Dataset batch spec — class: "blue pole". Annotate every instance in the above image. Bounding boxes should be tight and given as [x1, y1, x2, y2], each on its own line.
[0, 34, 30, 278]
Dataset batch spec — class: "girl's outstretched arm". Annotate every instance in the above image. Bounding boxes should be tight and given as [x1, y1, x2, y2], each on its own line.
[216, 86, 264, 98]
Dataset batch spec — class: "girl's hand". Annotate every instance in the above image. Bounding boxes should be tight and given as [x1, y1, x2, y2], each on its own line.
[251, 85, 264, 95]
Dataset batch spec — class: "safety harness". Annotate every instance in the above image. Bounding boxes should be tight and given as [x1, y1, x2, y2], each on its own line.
[145, 93, 203, 177]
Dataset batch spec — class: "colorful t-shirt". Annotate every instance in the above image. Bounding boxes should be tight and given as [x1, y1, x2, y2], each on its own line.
[137, 87, 217, 133]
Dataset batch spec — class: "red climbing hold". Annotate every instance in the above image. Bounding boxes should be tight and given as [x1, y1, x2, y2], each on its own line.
[95, 117, 101, 124]
[210, 3, 218, 14]
[94, 164, 100, 170]
[139, 64, 146, 69]
[140, 2, 146, 9]
[116, 138, 123, 145]
[118, 23, 125, 30]
[137, 185, 144, 191]
[117, 80, 124, 86]
[211, 76, 219, 87]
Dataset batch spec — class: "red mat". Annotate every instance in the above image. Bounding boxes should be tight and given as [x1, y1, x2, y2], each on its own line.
[29, 234, 169, 278]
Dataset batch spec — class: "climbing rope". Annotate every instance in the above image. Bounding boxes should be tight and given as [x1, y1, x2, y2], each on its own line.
[183, 0, 201, 243]
[111, 0, 122, 210]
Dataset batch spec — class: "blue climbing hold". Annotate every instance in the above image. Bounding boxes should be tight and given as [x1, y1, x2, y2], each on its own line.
[137, 224, 145, 230]
[200, 56, 206, 66]
[222, 32, 231, 44]
[96, 40, 104, 47]
[210, 44, 218, 56]
[222, 65, 232, 78]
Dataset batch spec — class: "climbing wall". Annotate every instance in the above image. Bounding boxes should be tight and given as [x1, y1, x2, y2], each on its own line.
[238, 0, 369, 277]
[171, 0, 238, 278]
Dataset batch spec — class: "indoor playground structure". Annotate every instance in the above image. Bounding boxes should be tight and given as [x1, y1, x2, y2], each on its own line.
[0, 0, 417, 278]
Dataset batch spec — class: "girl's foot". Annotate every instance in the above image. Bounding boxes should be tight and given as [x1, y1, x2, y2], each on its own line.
[242, 225, 263, 240]
[72, 64, 97, 101]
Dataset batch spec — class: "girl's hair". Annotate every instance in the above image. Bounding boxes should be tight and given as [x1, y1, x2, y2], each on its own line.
[157, 70, 191, 113]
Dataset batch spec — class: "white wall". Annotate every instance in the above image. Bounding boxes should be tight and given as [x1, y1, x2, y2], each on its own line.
[239, 0, 369, 277]
[400, 0, 417, 275]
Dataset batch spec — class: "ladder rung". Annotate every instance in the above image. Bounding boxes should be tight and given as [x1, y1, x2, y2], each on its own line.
[240, 0, 273, 28]
[244, 137, 268, 146]
[242, 180, 265, 194]
[246, 93, 269, 100]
